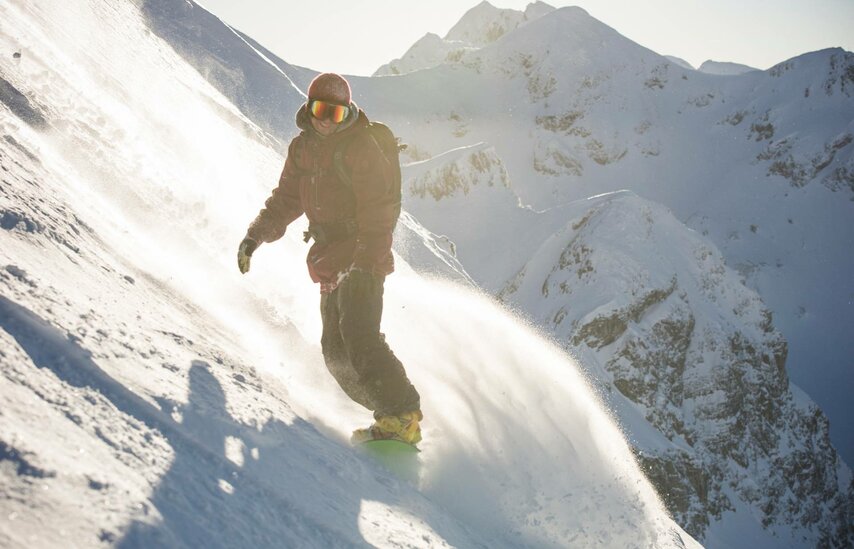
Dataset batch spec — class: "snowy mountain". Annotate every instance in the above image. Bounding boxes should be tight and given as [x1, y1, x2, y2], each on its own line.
[666, 56, 695, 70]
[497, 191, 853, 546]
[373, 32, 470, 78]
[0, 1, 699, 548]
[399, 143, 853, 545]
[355, 6, 854, 475]
[374, 1, 555, 76]
[698, 60, 760, 75]
[362, 4, 854, 547]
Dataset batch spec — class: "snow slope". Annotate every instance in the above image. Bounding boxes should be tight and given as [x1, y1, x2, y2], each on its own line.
[140, 0, 315, 145]
[0, 1, 698, 547]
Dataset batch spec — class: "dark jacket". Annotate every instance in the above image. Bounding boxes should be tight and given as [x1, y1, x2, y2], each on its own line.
[247, 104, 397, 291]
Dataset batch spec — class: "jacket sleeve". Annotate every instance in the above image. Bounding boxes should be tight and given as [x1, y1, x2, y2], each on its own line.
[350, 136, 396, 273]
[246, 138, 304, 243]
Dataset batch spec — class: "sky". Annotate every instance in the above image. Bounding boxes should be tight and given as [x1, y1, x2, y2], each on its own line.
[195, 0, 854, 76]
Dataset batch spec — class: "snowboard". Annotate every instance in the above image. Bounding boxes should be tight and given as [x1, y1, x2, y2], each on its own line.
[357, 439, 420, 481]
[360, 438, 420, 454]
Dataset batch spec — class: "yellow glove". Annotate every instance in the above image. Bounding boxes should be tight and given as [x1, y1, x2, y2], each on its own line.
[237, 238, 258, 274]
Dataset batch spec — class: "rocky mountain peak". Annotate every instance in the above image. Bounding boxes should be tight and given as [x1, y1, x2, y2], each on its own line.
[375, 1, 557, 76]
[444, 1, 527, 46]
[524, 1, 557, 20]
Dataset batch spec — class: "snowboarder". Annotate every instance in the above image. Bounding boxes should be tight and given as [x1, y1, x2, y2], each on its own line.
[237, 73, 422, 445]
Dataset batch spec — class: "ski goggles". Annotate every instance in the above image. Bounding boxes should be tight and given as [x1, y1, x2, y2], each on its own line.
[308, 99, 350, 124]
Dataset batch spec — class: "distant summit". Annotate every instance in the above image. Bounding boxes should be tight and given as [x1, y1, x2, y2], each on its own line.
[698, 59, 760, 75]
[444, 1, 526, 46]
[665, 55, 694, 70]
[374, 1, 555, 76]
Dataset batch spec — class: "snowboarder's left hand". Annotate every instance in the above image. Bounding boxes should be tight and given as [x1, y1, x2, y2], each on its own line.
[237, 237, 258, 274]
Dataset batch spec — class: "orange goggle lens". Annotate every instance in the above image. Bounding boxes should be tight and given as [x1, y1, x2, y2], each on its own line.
[309, 100, 350, 123]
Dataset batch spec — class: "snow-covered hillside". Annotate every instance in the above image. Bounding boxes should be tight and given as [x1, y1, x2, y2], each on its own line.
[140, 0, 315, 145]
[0, 1, 699, 547]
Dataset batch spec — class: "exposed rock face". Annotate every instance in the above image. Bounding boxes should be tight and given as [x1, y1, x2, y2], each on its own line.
[499, 192, 854, 546]
[399, 145, 547, 292]
[409, 147, 510, 200]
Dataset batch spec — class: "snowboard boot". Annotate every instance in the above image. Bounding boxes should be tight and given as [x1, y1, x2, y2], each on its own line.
[351, 410, 423, 445]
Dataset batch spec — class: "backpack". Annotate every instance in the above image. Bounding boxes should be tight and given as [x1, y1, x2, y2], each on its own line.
[332, 122, 406, 228]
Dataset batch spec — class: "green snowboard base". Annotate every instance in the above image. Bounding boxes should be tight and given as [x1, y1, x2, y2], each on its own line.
[361, 439, 420, 453]
[358, 439, 421, 482]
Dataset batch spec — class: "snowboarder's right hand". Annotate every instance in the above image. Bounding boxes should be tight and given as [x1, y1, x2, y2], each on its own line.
[237, 237, 258, 274]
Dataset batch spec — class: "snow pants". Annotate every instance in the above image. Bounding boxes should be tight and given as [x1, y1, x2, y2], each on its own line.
[320, 274, 420, 419]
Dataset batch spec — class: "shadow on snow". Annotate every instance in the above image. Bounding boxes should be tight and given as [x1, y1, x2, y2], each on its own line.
[0, 295, 471, 548]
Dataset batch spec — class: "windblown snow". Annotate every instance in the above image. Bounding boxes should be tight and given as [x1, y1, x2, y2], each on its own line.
[0, 1, 699, 548]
